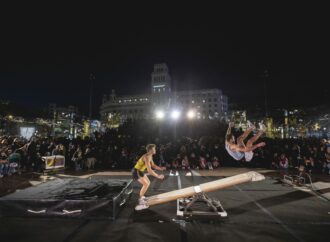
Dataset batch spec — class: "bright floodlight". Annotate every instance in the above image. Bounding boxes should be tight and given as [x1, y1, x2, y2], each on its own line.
[187, 110, 196, 119]
[171, 110, 180, 120]
[155, 110, 165, 119]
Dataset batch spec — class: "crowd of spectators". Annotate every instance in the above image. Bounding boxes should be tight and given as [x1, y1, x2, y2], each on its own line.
[1, 121, 330, 178]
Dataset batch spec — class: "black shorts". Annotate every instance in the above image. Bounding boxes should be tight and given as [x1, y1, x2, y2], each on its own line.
[132, 168, 145, 180]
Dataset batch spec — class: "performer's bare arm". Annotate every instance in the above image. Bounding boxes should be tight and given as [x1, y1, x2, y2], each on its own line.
[152, 163, 166, 171]
[145, 155, 164, 179]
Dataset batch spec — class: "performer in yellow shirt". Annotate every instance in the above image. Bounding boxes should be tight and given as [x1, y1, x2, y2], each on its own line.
[132, 144, 165, 209]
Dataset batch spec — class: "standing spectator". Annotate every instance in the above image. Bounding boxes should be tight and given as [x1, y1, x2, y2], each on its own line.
[0, 151, 8, 178]
[72, 146, 83, 171]
[271, 153, 279, 169]
[323, 153, 330, 175]
[52, 144, 65, 156]
[27, 138, 37, 171]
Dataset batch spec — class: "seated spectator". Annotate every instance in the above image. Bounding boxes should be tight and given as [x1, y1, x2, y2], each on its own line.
[304, 157, 314, 174]
[279, 154, 289, 169]
[212, 156, 220, 169]
[199, 156, 208, 169]
[172, 154, 181, 169]
[181, 155, 190, 170]
[189, 152, 198, 169]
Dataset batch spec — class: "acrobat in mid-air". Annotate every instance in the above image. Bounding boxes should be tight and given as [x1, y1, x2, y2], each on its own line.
[132, 144, 165, 210]
[225, 121, 266, 162]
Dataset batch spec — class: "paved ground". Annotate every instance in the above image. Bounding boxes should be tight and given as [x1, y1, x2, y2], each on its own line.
[1, 168, 330, 242]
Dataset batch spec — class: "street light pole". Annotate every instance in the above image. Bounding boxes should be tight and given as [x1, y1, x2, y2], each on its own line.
[89, 73, 95, 119]
[263, 70, 269, 117]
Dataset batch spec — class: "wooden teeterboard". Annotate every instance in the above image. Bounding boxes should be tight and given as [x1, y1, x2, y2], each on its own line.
[146, 171, 265, 206]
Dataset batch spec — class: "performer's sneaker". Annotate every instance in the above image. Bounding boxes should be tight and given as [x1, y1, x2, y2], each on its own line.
[135, 198, 149, 211]
[247, 120, 256, 130]
[135, 203, 149, 211]
[138, 196, 146, 205]
[259, 122, 267, 132]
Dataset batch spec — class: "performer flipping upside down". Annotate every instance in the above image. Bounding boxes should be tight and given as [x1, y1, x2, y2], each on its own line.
[132, 144, 165, 210]
[225, 121, 266, 162]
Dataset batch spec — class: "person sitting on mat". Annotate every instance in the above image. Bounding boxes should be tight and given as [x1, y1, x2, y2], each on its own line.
[132, 144, 165, 209]
[225, 121, 266, 162]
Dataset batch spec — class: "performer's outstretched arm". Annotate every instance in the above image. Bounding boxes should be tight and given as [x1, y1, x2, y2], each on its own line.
[233, 142, 265, 153]
[152, 162, 166, 171]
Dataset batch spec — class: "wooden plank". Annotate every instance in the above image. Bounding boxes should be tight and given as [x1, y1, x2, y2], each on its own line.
[146, 171, 265, 206]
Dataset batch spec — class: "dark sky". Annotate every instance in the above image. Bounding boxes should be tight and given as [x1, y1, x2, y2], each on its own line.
[1, 3, 328, 117]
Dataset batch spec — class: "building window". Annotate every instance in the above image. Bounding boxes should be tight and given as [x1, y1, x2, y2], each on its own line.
[214, 98, 217, 102]
[214, 104, 217, 107]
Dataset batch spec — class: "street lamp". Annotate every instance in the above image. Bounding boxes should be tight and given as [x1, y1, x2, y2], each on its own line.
[155, 110, 165, 120]
[187, 110, 196, 119]
[171, 110, 180, 120]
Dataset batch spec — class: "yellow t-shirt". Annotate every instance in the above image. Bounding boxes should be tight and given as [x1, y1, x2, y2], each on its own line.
[134, 155, 154, 172]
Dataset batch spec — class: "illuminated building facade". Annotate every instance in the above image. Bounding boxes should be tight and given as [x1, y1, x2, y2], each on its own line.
[100, 63, 228, 123]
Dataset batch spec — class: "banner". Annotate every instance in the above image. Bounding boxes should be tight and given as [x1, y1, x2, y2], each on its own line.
[42, 155, 65, 170]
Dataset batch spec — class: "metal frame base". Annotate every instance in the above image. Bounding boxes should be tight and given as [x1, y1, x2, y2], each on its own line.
[177, 192, 227, 220]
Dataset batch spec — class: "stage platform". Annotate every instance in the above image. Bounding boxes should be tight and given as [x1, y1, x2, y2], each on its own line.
[1, 169, 330, 242]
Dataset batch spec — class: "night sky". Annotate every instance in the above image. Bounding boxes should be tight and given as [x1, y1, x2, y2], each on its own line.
[1, 4, 328, 118]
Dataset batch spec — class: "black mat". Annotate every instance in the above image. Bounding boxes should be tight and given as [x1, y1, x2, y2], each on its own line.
[0, 176, 132, 218]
